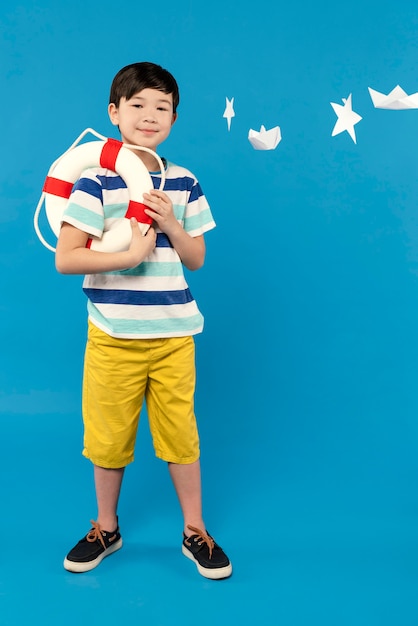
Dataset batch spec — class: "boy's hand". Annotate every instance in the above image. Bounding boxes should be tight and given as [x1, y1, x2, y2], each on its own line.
[56, 220, 157, 275]
[127, 218, 156, 267]
[141, 190, 205, 272]
[143, 190, 181, 238]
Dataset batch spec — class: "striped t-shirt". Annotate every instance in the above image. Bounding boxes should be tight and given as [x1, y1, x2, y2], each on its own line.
[62, 160, 216, 339]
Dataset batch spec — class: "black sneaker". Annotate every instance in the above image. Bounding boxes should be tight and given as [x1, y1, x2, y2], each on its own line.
[182, 525, 232, 579]
[63, 520, 122, 573]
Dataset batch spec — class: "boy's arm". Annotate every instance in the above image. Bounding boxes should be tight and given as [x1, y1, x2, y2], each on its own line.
[166, 231, 205, 272]
[143, 189, 206, 271]
[55, 218, 157, 275]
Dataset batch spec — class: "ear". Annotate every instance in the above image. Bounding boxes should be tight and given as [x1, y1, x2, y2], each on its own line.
[171, 112, 178, 126]
[108, 103, 119, 126]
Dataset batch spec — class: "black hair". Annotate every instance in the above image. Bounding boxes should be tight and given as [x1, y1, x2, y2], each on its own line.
[109, 62, 179, 112]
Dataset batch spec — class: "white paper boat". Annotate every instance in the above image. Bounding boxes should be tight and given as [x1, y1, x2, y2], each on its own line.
[368, 85, 418, 110]
[248, 125, 282, 150]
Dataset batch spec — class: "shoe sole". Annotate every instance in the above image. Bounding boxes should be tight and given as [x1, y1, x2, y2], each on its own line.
[63, 538, 123, 573]
[182, 544, 232, 580]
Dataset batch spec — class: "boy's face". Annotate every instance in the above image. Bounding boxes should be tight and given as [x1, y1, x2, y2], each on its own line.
[108, 88, 177, 151]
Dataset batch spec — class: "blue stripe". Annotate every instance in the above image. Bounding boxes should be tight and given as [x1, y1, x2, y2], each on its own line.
[156, 233, 173, 248]
[96, 174, 127, 190]
[80, 172, 205, 200]
[84, 287, 194, 306]
[152, 175, 192, 192]
[151, 175, 205, 199]
[189, 181, 204, 202]
[74, 177, 103, 200]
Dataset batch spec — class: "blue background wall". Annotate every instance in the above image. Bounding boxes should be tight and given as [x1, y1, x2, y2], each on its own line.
[1, 1, 418, 624]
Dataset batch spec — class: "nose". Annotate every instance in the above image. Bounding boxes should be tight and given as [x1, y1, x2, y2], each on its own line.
[142, 108, 157, 123]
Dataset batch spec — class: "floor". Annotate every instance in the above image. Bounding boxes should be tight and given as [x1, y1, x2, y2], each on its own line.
[2, 395, 418, 626]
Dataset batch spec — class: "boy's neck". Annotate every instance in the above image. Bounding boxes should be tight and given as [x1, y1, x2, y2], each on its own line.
[133, 148, 162, 173]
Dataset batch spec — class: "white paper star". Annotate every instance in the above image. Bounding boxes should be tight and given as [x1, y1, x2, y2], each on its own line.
[330, 94, 362, 144]
[223, 97, 235, 131]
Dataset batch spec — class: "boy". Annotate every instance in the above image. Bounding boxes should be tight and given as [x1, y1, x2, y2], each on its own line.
[56, 62, 232, 580]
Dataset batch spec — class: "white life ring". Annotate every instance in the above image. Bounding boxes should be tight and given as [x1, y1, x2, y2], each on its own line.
[33, 128, 166, 253]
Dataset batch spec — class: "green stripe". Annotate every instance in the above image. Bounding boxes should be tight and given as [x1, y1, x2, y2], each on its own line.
[172, 204, 185, 220]
[104, 203, 128, 219]
[106, 261, 184, 277]
[183, 208, 213, 232]
[65, 204, 103, 230]
[88, 305, 203, 335]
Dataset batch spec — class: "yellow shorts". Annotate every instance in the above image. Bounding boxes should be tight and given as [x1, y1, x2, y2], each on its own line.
[82, 322, 200, 468]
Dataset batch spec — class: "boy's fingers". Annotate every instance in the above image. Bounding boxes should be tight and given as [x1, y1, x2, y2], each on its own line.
[131, 219, 156, 240]
[130, 217, 141, 234]
[147, 189, 167, 201]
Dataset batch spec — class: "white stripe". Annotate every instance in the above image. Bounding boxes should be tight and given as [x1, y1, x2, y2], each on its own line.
[149, 247, 181, 261]
[181, 199, 210, 218]
[71, 192, 104, 219]
[84, 274, 188, 291]
[93, 301, 200, 320]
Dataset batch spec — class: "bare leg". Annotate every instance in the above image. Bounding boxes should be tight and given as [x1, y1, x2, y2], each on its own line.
[168, 459, 205, 535]
[94, 465, 124, 531]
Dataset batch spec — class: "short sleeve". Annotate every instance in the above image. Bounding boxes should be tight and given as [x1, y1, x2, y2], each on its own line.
[61, 168, 105, 238]
[183, 178, 216, 238]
